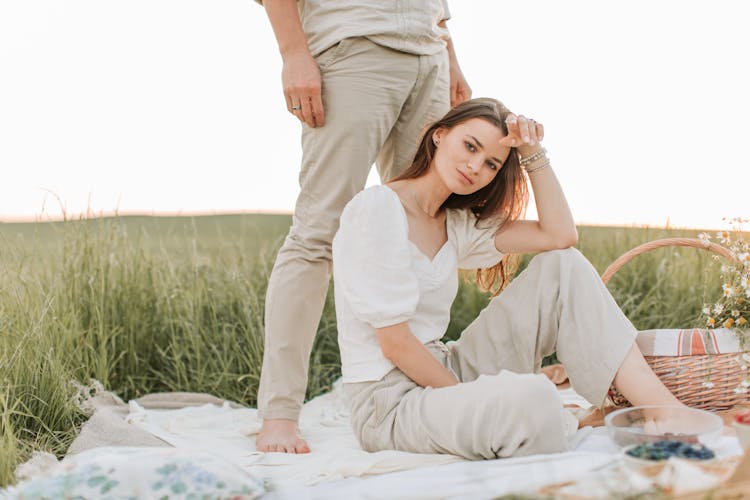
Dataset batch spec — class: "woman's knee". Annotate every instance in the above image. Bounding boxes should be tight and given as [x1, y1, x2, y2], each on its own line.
[534, 247, 585, 265]
[510, 373, 562, 416]
[484, 373, 567, 457]
[530, 247, 593, 277]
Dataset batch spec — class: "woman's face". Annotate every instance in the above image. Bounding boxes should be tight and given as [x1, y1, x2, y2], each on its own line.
[431, 118, 511, 195]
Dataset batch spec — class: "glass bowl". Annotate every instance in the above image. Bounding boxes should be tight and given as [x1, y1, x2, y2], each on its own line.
[604, 405, 723, 448]
[732, 409, 750, 450]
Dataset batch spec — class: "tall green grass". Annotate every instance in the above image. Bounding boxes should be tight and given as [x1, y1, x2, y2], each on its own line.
[0, 216, 725, 487]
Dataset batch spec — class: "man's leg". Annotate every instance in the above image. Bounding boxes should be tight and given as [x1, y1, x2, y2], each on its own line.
[376, 48, 450, 182]
[256, 38, 423, 453]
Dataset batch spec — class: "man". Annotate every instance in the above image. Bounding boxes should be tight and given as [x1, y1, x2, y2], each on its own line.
[256, 0, 471, 453]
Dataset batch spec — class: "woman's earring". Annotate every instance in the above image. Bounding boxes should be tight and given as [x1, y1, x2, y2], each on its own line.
[433, 138, 440, 147]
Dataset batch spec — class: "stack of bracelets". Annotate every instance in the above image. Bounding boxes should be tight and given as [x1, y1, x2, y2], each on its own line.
[519, 147, 550, 174]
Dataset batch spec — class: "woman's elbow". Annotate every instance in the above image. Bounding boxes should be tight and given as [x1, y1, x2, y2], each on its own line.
[377, 334, 401, 361]
[379, 341, 396, 361]
[554, 227, 578, 248]
[376, 323, 410, 361]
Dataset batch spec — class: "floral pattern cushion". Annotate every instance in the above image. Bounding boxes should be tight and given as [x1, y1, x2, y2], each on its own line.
[1, 447, 265, 499]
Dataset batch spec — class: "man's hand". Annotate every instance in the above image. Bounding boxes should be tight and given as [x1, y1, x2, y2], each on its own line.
[282, 50, 325, 128]
[449, 61, 472, 107]
[263, 0, 325, 127]
[440, 20, 472, 107]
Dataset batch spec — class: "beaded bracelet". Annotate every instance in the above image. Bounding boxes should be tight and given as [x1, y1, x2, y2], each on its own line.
[525, 158, 551, 175]
[519, 147, 547, 167]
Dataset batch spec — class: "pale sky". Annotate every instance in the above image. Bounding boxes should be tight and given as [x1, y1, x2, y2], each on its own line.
[1, 1, 748, 229]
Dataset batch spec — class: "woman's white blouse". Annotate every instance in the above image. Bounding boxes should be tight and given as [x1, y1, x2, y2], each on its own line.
[332, 185, 504, 383]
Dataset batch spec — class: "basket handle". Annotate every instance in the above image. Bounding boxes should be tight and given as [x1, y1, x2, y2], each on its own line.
[600, 237, 737, 285]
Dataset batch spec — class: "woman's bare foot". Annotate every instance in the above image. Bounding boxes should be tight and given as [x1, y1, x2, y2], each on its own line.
[256, 418, 310, 454]
[642, 405, 702, 439]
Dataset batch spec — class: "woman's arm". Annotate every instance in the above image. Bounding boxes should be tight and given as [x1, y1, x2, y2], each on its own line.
[377, 322, 459, 388]
[493, 118, 578, 255]
[494, 156, 578, 254]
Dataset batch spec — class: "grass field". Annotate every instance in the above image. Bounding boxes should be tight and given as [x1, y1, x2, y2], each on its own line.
[0, 214, 727, 487]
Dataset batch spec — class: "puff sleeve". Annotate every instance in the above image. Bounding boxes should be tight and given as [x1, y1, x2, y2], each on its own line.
[332, 187, 420, 328]
[446, 208, 505, 269]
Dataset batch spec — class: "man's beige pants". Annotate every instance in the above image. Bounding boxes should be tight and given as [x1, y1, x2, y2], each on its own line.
[258, 37, 450, 420]
[345, 248, 638, 460]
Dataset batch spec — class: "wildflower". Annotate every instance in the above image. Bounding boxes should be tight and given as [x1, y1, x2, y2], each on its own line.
[739, 356, 749, 371]
[734, 386, 747, 394]
[702, 220, 748, 339]
[742, 380, 750, 388]
[698, 232, 711, 243]
[702, 381, 715, 389]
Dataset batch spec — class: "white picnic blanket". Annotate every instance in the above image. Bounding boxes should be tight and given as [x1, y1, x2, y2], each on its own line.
[122, 380, 742, 497]
[5, 380, 745, 499]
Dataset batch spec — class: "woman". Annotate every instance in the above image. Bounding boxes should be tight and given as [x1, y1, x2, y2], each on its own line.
[331, 98, 683, 459]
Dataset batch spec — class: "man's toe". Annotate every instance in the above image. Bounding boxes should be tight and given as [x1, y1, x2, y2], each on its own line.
[295, 439, 310, 454]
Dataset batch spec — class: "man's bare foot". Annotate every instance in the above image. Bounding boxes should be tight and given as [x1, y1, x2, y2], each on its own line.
[256, 418, 310, 454]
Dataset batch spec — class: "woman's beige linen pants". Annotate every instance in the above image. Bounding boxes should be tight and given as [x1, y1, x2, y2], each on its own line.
[258, 37, 450, 421]
[345, 248, 638, 460]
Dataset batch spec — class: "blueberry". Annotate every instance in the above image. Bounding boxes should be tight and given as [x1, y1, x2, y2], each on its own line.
[627, 439, 714, 462]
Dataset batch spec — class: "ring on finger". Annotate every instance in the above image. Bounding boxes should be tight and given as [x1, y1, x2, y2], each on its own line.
[291, 104, 302, 111]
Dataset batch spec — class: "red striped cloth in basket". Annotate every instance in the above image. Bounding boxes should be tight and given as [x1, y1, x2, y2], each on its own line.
[636, 328, 749, 356]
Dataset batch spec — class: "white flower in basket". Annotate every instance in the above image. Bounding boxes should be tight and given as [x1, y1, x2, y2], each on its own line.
[701, 218, 749, 339]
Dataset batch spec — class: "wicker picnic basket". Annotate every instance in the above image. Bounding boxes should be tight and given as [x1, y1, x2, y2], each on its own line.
[603, 237, 749, 411]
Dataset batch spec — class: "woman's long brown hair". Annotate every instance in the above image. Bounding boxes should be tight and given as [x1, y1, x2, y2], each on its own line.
[391, 97, 529, 295]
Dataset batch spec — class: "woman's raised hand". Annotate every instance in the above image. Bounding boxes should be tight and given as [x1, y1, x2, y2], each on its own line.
[498, 114, 544, 154]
